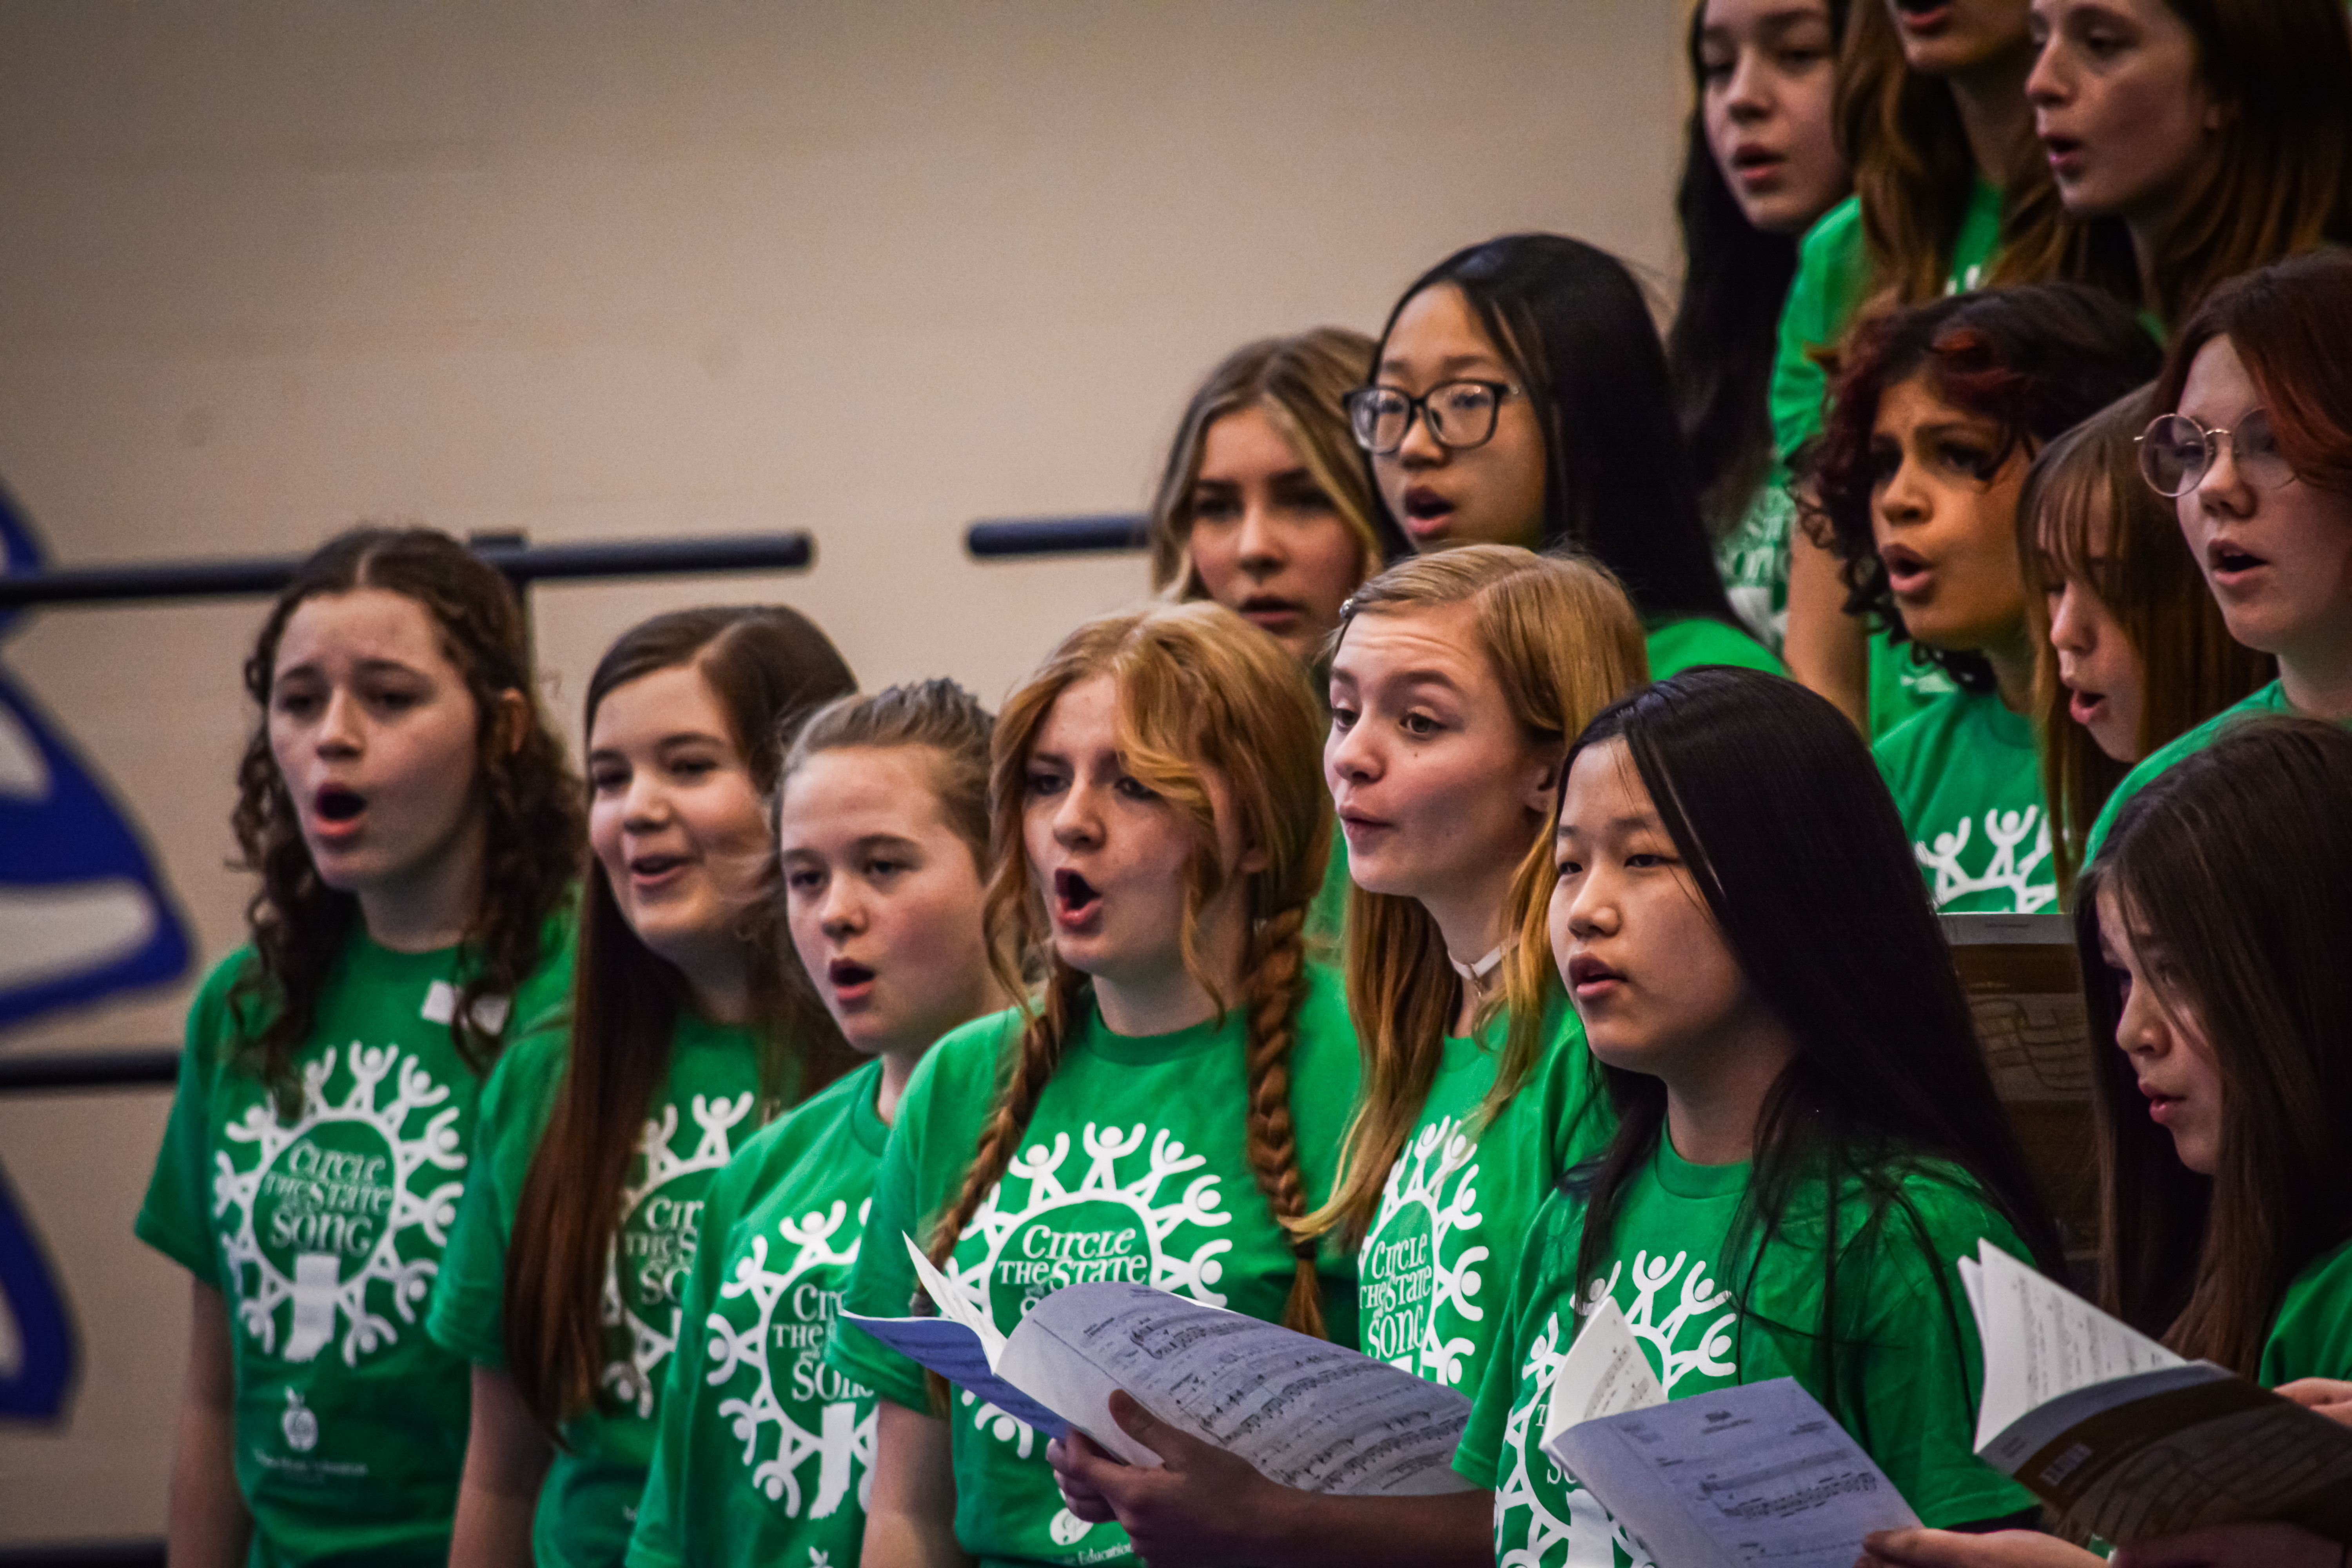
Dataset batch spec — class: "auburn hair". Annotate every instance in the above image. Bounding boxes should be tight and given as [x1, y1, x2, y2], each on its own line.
[1146, 328, 1384, 614]
[2150, 251, 2352, 501]
[2079, 719, 2352, 1375]
[505, 606, 859, 1433]
[927, 602, 1334, 1338]
[1303, 546, 1647, 1248]
[230, 524, 581, 1111]
[2018, 389, 2272, 889]
[1833, 0, 2049, 310]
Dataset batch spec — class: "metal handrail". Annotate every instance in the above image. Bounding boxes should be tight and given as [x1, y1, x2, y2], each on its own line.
[0, 1049, 179, 1093]
[0, 531, 813, 607]
[964, 515, 1147, 558]
[0, 527, 819, 1096]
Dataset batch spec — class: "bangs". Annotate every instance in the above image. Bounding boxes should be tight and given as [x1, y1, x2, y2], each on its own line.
[2020, 387, 2160, 612]
[2025, 443, 2122, 595]
[1107, 651, 1219, 837]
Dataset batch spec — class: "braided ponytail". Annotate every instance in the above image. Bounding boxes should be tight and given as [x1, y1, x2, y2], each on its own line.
[928, 600, 1334, 1380]
[1240, 901, 1325, 1338]
[924, 963, 1084, 1278]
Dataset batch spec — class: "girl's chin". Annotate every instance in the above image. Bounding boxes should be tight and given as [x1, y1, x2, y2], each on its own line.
[2086, 724, 2141, 766]
[838, 1026, 900, 1060]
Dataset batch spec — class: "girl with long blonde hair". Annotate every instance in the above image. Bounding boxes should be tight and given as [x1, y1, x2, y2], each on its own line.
[1146, 327, 1387, 959]
[1045, 546, 1648, 1566]
[826, 602, 1363, 1568]
[1145, 327, 1383, 667]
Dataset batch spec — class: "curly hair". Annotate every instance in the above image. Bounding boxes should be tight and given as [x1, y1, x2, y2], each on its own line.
[1799, 284, 2160, 692]
[231, 524, 583, 1109]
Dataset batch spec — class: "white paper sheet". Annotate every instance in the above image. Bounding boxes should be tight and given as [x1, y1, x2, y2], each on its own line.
[1539, 1298, 1665, 1454]
[838, 1308, 1072, 1437]
[1023, 1280, 1475, 1495]
[1965, 1238, 2181, 1450]
[1550, 1377, 1920, 1568]
[904, 1237, 1000, 1342]
[839, 1239, 1471, 1495]
[838, 1234, 1069, 1437]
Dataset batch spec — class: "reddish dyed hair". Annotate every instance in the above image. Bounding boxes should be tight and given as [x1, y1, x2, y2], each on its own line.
[2150, 251, 2352, 498]
[1802, 284, 2160, 691]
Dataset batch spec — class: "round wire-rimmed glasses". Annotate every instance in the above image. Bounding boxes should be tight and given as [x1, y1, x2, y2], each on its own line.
[1343, 379, 1519, 456]
[2136, 409, 2295, 497]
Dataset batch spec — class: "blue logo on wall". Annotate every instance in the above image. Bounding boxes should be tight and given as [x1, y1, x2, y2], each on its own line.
[0, 484, 194, 1420]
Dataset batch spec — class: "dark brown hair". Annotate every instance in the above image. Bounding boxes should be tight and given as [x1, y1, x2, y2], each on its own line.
[230, 525, 582, 1109]
[505, 606, 858, 1433]
[2018, 388, 2272, 887]
[2151, 251, 2352, 499]
[1804, 283, 2162, 691]
[928, 603, 1333, 1338]
[2020, 0, 2352, 327]
[1670, 0, 1852, 528]
[2077, 718, 2352, 1374]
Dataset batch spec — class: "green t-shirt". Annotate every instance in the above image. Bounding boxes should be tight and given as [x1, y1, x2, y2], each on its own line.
[2260, 1236, 2352, 1388]
[134, 930, 575, 1568]
[1772, 182, 1999, 742]
[1644, 615, 1787, 681]
[628, 1059, 889, 1568]
[824, 966, 1363, 1568]
[1874, 686, 2055, 914]
[1713, 477, 1795, 654]
[1770, 182, 2004, 475]
[1357, 995, 1608, 1395]
[1455, 1138, 2038, 1563]
[2083, 680, 2293, 865]
[428, 1011, 784, 1568]
[1870, 637, 1962, 743]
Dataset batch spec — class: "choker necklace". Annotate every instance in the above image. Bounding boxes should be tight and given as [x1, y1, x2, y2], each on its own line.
[1450, 944, 1504, 994]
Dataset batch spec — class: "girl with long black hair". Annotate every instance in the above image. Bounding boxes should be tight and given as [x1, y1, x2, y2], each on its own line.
[1352, 232, 1782, 679]
[1457, 667, 2063, 1565]
[1860, 719, 2352, 1568]
[1670, 0, 1853, 650]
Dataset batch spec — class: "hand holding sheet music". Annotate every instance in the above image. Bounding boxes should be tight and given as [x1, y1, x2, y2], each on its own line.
[842, 1235, 1473, 1495]
[1958, 1239, 2352, 1546]
[1538, 1299, 1920, 1567]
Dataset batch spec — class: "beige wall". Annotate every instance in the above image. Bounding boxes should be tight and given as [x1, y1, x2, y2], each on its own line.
[0, 1, 1690, 1540]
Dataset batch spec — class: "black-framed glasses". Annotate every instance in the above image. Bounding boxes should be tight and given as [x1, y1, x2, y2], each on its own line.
[2136, 409, 2295, 498]
[1343, 379, 1519, 456]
